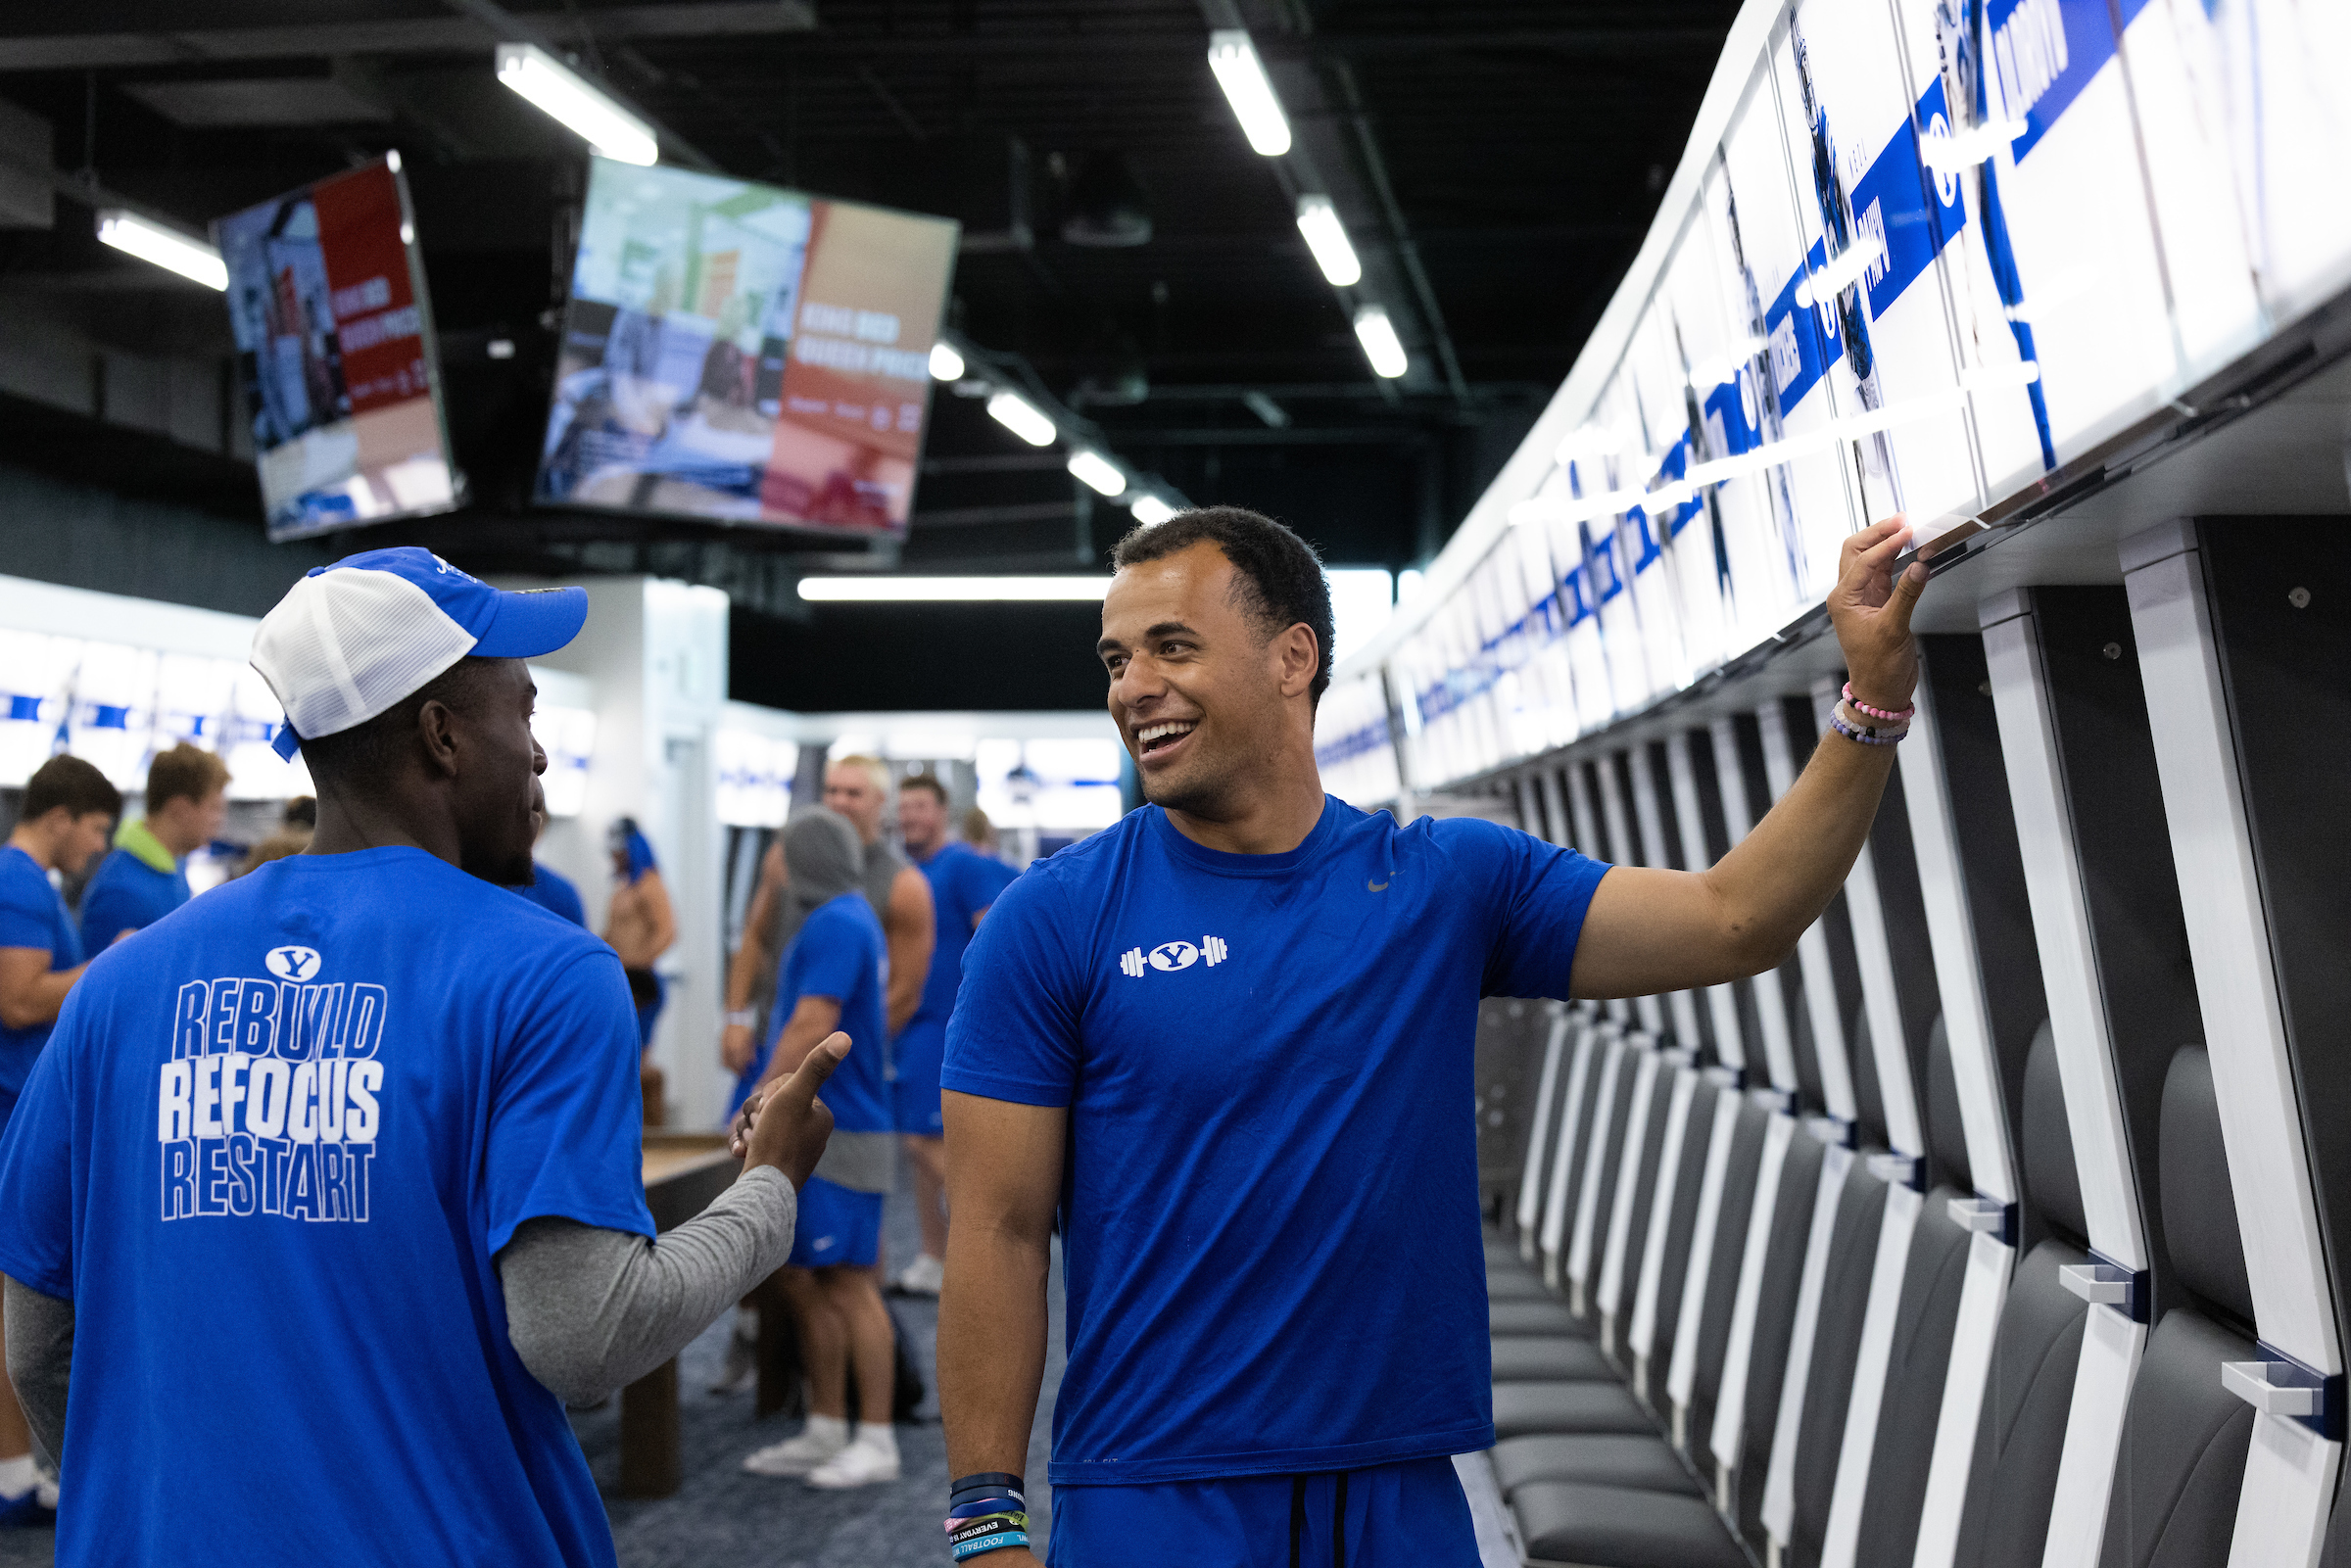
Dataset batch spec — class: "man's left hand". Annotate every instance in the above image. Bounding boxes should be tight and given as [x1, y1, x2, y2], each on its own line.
[1828, 514, 1928, 713]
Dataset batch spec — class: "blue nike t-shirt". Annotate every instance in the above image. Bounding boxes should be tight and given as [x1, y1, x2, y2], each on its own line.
[764, 890, 889, 1132]
[894, 843, 1019, 1069]
[0, 846, 652, 1567]
[0, 844, 82, 1099]
[941, 798, 1610, 1485]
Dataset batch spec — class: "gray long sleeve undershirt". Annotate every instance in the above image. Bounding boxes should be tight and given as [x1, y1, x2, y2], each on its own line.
[3, 1164, 797, 1459]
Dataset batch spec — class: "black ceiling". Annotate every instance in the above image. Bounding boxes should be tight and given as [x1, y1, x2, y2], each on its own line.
[0, 0, 1735, 704]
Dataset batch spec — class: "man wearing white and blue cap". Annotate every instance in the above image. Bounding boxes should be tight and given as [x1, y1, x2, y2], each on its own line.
[0, 548, 849, 1567]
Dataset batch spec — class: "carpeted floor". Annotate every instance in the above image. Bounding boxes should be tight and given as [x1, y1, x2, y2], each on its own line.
[0, 1167, 1065, 1567]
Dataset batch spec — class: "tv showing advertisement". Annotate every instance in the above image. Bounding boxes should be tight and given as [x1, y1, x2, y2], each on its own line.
[535, 156, 960, 536]
[216, 156, 457, 542]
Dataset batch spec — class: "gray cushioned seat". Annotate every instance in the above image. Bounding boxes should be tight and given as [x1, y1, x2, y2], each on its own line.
[1492, 1298, 1594, 1337]
[1490, 1433, 1702, 1497]
[1487, 1269, 1554, 1300]
[1491, 1378, 1656, 1439]
[1491, 1336, 1615, 1382]
[1512, 1482, 1747, 1568]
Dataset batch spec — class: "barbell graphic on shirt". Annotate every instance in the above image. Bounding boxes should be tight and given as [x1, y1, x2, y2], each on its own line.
[1118, 936, 1229, 977]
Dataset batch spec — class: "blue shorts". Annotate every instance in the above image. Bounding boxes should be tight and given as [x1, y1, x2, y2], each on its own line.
[787, 1175, 885, 1269]
[1045, 1455, 1479, 1568]
[891, 1020, 946, 1136]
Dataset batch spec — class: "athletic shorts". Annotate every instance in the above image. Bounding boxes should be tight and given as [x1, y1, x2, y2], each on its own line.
[787, 1174, 885, 1269]
[1046, 1455, 1480, 1568]
[890, 1019, 947, 1136]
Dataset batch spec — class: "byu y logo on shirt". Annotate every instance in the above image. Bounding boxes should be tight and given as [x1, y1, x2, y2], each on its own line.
[1117, 935, 1229, 977]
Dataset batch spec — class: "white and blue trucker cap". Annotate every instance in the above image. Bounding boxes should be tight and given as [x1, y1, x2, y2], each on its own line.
[251, 547, 588, 759]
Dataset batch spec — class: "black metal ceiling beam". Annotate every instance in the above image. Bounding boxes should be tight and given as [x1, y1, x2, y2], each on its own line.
[0, 3, 817, 72]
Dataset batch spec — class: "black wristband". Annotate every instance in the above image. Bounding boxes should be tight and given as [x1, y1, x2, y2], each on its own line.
[950, 1471, 1027, 1501]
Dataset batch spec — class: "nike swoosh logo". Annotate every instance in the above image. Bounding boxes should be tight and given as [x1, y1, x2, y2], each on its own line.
[1367, 879, 1389, 892]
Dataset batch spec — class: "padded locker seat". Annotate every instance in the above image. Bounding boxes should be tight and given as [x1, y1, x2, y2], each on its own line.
[2098, 1046, 2258, 1568]
[1492, 1379, 1656, 1439]
[1490, 1434, 1701, 1497]
[1492, 1298, 1593, 1337]
[1512, 1482, 1749, 1568]
[1948, 1023, 2089, 1568]
[1492, 1336, 1615, 1382]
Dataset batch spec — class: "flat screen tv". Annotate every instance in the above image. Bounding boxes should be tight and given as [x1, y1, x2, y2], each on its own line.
[535, 157, 960, 537]
[216, 157, 458, 541]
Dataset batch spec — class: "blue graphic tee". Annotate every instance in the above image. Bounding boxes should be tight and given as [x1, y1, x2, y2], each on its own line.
[78, 847, 191, 954]
[512, 860, 587, 926]
[0, 845, 82, 1098]
[0, 846, 651, 1567]
[893, 843, 1019, 1075]
[741, 891, 890, 1132]
[942, 798, 1609, 1485]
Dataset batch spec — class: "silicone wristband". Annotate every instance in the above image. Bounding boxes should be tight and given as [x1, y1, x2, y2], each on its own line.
[951, 1473, 1028, 1500]
[947, 1515, 1029, 1543]
[945, 1511, 1029, 1535]
[1843, 682, 1914, 722]
[953, 1534, 1030, 1560]
[949, 1497, 1025, 1520]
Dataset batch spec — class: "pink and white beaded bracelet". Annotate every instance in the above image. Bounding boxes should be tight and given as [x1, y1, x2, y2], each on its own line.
[1842, 681, 1914, 724]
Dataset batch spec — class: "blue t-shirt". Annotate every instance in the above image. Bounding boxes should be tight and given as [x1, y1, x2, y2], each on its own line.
[941, 798, 1609, 1486]
[895, 843, 1019, 1056]
[0, 846, 651, 1567]
[0, 845, 82, 1096]
[78, 846, 191, 954]
[768, 890, 889, 1133]
[512, 861, 587, 926]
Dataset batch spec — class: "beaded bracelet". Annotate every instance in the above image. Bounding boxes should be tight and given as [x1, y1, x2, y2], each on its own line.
[1843, 682, 1914, 723]
[1829, 704, 1906, 746]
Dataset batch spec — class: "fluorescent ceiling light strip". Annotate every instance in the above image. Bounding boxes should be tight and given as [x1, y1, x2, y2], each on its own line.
[1354, 305, 1409, 379]
[1794, 236, 1884, 309]
[1067, 450, 1128, 498]
[95, 211, 226, 290]
[1208, 30, 1292, 157]
[799, 576, 1109, 602]
[495, 42, 658, 166]
[928, 341, 966, 381]
[1128, 494, 1176, 527]
[1296, 196, 1362, 287]
[985, 390, 1059, 447]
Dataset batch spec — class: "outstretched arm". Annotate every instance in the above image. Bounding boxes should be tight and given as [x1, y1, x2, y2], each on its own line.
[1569, 515, 1925, 1000]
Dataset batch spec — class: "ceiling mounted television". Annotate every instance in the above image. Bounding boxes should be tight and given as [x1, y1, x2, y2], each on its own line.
[216, 156, 458, 542]
[536, 157, 960, 537]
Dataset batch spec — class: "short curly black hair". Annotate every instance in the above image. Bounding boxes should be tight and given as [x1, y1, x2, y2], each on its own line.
[1110, 506, 1337, 705]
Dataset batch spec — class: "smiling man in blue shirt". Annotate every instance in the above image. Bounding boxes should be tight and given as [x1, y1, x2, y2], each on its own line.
[928, 504, 1927, 1566]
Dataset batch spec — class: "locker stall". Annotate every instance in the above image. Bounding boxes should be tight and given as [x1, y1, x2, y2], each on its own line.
[1322, 0, 2351, 1561]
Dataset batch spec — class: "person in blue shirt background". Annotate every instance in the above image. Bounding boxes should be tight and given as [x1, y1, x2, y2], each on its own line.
[888, 774, 1015, 1298]
[735, 807, 903, 1493]
[512, 811, 586, 926]
[0, 752, 119, 1524]
[78, 742, 228, 953]
[0, 548, 842, 1568]
[927, 504, 1928, 1566]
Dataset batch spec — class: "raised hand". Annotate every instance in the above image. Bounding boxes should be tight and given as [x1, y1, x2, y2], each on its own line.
[1828, 514, 1927, 713]
[740, 1031, 848, 1189]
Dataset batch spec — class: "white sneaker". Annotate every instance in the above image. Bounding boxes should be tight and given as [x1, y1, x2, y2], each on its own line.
[32, 1471, 56, 1511]
[894, 1253, 945, 1296]
[742, 1425, 847, 1477]
[709, 1328, 758, 1396]
[805, 1438, 901, 1490]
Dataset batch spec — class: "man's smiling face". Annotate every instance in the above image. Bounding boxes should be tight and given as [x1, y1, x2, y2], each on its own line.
[1098, 541, 1299, 820]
